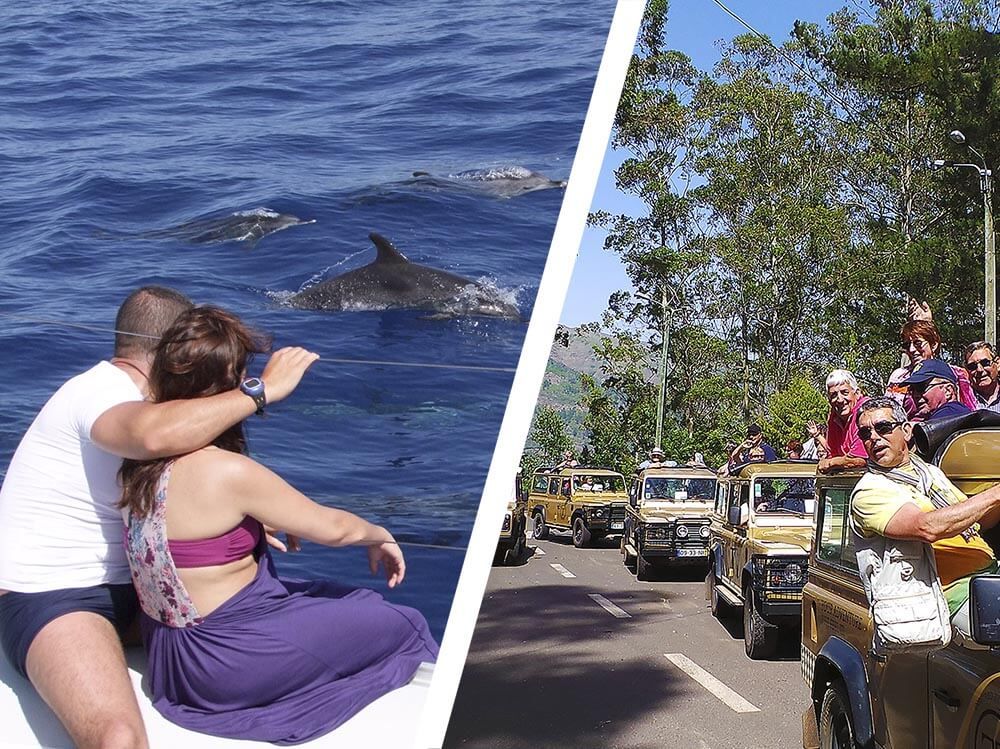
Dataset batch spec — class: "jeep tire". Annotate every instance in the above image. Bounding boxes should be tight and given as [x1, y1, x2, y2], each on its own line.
[532, 510, 548, 541]
[708, 569, 729, 619]
[572, 516, 591, 548]
[743, 586, 778, 659]
[622, 534, 636, 569]
[818, 680, 857, 749]
[636, 546, 651, 581]
[504, 529, 525, 565]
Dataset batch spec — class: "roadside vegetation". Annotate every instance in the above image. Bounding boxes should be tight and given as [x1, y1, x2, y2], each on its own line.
[527, 0, 1000, 476]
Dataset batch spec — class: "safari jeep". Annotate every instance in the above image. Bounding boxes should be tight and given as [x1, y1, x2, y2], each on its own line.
[495, 474, 527, 566]
[801, 415, 1000, 749]
[528, 467, 629, 548]
[706, 460, 816, 659]
[621, 465, 717, 580]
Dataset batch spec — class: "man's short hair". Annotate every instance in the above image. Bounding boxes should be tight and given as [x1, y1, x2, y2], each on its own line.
[963, 340, 997, 361]
[825, 369, 859, 391]
[114, 286, 193, 358]
[747, 423, 762, 437]
[855, 395, 907, 425]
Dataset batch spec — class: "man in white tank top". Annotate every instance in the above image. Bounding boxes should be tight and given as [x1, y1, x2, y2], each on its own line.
[0, 286, 319, 749]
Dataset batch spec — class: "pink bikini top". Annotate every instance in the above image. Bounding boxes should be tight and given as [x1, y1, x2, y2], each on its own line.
[168, 515, 261, 569]
[125, 462, 264, 628]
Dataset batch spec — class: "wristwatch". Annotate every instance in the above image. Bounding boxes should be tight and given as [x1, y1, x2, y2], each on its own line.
[240, 377, 266, 415]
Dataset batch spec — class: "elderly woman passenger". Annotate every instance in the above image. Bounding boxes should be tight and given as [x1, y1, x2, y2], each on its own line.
[886, 320, 976, 417]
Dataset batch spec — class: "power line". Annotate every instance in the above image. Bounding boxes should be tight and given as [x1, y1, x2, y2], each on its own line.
[708, 0, 905, 150]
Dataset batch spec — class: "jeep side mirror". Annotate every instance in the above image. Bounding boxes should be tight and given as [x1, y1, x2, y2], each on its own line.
[727, 505, 743, 526]
[969, 575, 1000, 646]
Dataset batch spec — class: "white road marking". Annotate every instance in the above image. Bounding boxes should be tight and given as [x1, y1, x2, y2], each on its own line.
[550, 563, 576, 578]
[663, 653, 760, 713]
[533, 546, 546, 556]
[588, 593, 631, 618]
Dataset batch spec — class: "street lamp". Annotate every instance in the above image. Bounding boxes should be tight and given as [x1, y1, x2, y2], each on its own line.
[930, 130, 995, 344]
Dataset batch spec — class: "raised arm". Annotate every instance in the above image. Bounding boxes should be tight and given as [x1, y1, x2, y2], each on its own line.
[92, 346, 319, 459]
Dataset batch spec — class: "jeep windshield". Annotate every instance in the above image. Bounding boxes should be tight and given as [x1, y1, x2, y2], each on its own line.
[573, 474, 626, 493]
[642, 477, 715, 502]
[753, 477, 815, 515]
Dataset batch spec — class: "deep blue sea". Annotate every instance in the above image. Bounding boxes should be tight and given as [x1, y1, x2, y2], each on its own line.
[0, 1, 617, 640]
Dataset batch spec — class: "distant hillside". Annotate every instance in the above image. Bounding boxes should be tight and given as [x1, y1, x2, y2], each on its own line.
[534, 325, 603, 445]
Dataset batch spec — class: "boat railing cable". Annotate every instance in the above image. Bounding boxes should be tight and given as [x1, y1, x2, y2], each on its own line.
[1, 310, 497, 554]
[0, 312, 517, 374]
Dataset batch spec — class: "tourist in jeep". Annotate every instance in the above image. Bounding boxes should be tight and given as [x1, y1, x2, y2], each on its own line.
[899, 359, 972, 423]
[818, 369, 869, 474]
[964, 340, 1000, 413]
[886, 319, 977, 417]
[729, 424, 776, 467]
[553, 451, 579, 470]
[638, 448, 668, 471]
[851, 396, 1000, 634]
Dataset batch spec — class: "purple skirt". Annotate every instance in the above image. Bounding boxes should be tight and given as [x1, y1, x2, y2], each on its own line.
[141, 551, 439, 745]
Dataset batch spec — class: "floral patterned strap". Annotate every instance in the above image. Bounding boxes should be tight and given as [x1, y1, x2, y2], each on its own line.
[124, 461, 202, 628]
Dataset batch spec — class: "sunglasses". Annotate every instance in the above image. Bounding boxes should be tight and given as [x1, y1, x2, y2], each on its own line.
[910, 380, 951, 397]
[858, 420, 905, 442]
[966, 357, 995, 371]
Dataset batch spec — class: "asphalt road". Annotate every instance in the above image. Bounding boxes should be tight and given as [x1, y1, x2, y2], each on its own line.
[443, 529, 810, 749]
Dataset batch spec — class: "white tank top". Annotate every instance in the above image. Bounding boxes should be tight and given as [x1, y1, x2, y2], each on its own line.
[0, 362, 143, 591]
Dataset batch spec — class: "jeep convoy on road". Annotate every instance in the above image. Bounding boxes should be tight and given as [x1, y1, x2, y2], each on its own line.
[495, 422, 1000, 748]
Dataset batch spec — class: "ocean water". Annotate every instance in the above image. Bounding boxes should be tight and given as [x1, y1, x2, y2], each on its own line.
[0, 1, 617, 640]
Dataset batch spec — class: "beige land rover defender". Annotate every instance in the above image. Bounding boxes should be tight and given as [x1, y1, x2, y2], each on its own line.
[495, 473, 527, 566]
[527, 467, 629, 548]
[621, 465, 717, 580]
[801, 417, 1000, 749]
[706, 460, 817, 659]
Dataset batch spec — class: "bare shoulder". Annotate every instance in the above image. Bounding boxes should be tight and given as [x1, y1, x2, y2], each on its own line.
[172, 447, 266, 489]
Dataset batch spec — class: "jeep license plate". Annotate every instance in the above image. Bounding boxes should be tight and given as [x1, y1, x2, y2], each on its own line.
[676, 549, 706, 557]
[611, 522, 624, 530]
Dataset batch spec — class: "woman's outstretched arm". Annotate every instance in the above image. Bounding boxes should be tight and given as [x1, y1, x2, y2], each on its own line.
[216, 451, 405, 587]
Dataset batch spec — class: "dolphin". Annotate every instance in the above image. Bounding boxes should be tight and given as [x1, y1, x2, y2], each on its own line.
[287, 233, 521, 319]
[97, 208, 315, 248]
[409, 166, 566, 199]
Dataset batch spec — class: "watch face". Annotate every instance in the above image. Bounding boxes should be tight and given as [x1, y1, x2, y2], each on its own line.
[242, 377, 264, 394]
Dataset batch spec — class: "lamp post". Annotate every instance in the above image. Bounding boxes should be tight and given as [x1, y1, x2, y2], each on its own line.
[654, 285, 669, 452]
[635, 286, 671, 453]
[930, 129, 995, 344]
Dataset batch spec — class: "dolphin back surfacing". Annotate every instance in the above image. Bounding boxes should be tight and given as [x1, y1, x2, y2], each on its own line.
[288, 233, 520, 319]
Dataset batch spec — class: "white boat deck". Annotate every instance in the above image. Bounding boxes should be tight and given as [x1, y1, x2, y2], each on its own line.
[0, 647, 433, 748]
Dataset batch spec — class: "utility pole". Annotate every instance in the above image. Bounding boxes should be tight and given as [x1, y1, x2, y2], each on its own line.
[654, 285, 669, 451]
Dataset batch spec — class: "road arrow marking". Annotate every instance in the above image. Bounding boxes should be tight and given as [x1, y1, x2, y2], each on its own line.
[663, 653, 760, 713]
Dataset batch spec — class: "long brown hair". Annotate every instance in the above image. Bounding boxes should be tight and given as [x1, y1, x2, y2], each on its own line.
[118, 306, 272, 518]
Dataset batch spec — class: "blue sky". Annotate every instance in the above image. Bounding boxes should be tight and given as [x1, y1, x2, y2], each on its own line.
[559, 0, 846, 326]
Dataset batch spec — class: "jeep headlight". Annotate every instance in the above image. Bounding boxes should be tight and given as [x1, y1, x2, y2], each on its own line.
[675, 524, 689, 538]
[645, 525, 667, 539]
[699, 525, 710, 539]
[782, 563, 804, 586]
[501, 513, 511, 532]
[589, 507, 606, 519]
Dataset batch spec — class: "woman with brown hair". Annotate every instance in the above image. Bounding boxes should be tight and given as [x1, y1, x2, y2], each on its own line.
[886, 319, 976, 419]
[118, 306, 438, 745]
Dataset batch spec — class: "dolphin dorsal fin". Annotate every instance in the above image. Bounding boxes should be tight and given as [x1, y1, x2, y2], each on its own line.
[369, 233, 409, 264]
